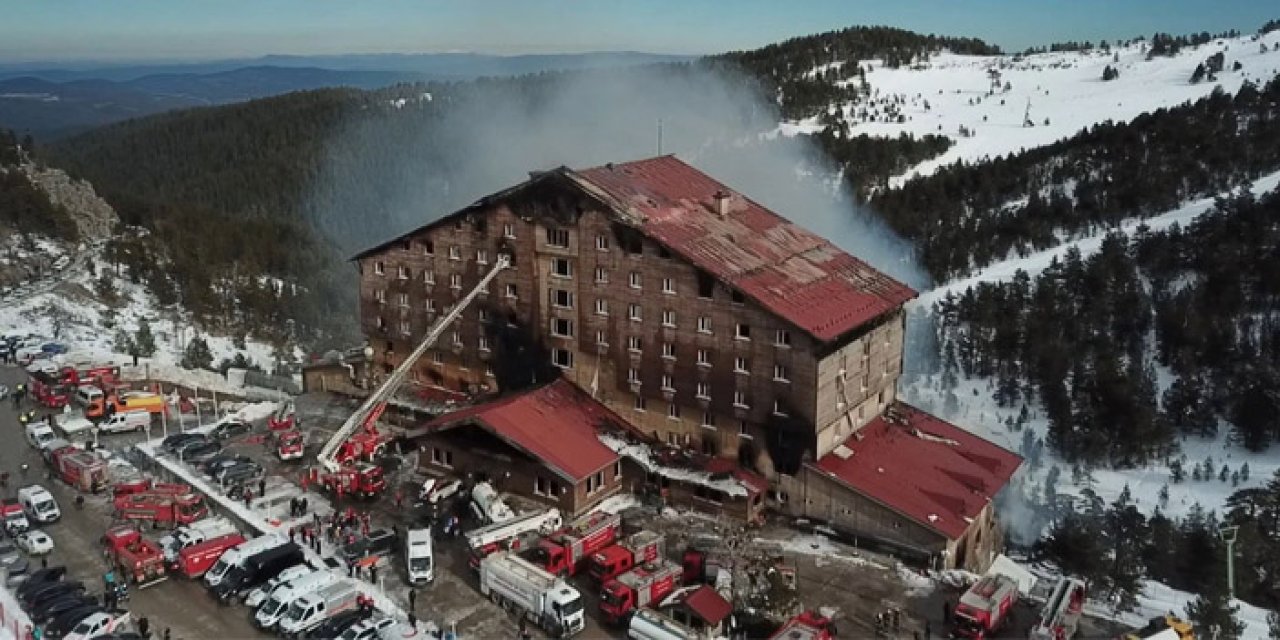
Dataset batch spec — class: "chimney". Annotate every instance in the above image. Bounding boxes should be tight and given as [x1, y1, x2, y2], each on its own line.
[713, 190, 731, 217]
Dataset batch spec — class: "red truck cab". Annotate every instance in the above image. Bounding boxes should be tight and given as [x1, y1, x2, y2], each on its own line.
[599, 560, 682, 624]
[276, 430, 305, 461]
[114, 491, 208, 528]
[522, 511, 621, 577]
[176, 533, 246, 578]
[588, 530, 665, 585]
[953, 574, 1018, 639]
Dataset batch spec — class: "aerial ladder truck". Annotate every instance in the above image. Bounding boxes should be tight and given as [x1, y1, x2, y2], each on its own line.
[310, 254, 511, 500]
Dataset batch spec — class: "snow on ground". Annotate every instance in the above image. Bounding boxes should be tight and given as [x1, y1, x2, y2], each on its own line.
[1099, 580, 1274, 640]
[915, 168, 1280, 309]
[779, 31, 1280, 182]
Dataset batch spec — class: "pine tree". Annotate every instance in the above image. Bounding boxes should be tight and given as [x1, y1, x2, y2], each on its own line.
[181, 336, 214, 370]
[1240, 463, 1250, 481]
[94, 273, 118, 305]
[1191, 63, 1207, 83]
[1268, 610, 1280, 640]
[113, 329, 135, 355]
[1185, 583, 1243, 640]
[134, 320, 156, 357]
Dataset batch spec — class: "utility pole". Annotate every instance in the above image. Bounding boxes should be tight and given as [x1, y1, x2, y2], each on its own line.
[1219, 525, 1238, 599]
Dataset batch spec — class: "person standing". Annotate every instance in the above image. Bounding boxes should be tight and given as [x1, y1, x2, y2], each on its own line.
[408, 588, 416, 613]
[257, 479, 266, 499]
[138, 617, 150, 639]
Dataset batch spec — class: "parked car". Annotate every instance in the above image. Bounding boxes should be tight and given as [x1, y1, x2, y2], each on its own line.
[180, 441, 223, 464]
[209, 418, 252, 441]
[20, 579, 83, 609]
[172, 436, 213, 457]
[160, 433, 207, 454]
[32, 594, 97, 625]
[305, 610, 366, 640]
[41, 342, 68, 355]
[217, 462, 264, 488]
[339, 529, 397, 567]
[16, 566, 67, 600]
[15, 530, 55, 555]
[202, 454, 251, 476]
[339, 616, 396, 640]
[46, 605, 104, 639]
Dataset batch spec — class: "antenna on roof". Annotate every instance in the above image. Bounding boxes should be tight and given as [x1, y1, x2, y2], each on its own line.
[656, 118, 663, 156]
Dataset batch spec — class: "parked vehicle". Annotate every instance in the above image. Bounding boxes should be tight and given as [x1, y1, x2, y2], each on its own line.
[201, 453, 252, 476]
[25, 423, 58, 449]
[75, 385, 104, 408]
[46, 606, 106, 639]
[38, 438, 74, 464]
[179, 441, 223, 464]
[203, 534, 285, 587]
[521, 511, 620, 577]
[215, 460, 264, 487]
[589, 531, 665, 585]
[32, 594, 98, 625]
[97, 411, 151, 435]
[64, 610, 131, 640]
[628, 608, 712, 640]
[113, 489, 206, 528]
[31, 378, 71, 409]
[18, 485, 61, 524]
[419, 478, 461, 505]
[1030, 577, 1087, 640]
[16, 566, 67, 600]
[2, 499, 31, 535]
[252, 570, 338, 629]
[209, 418, 252, 441]
[469, 481, 514, 524]
[176, 533, 246, 579]
[15, 529, 55, 555]
[340, 528, 397, 567]
[158, 517, 238, 563]
[87, 392, 166, 420]
[211, 542, 305, 603]
[478, 551, 585, 637]
[277, 581, 363, 637]
[21, 579, 84, 609]
[340, 616, 396, 640]
[276, 430, 305, 461]
[101, 526, 166, 586]
[466, 508, 563, 569]
[305, 610, 365, 640]
[953, 573, 1019, 639]
[405, 528, 434, 585]
[111, 480, 190, 498]
[57, 415, 96, 438]
[243, 564, 314, 609]
[160, 433, 207, 454]
[599, 560, 682, 624]
[51, 448, 110, 492]
[318, 462, 385, 499]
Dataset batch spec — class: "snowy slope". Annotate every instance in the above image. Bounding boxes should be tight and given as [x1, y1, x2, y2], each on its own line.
[780, 30, 1280, 182]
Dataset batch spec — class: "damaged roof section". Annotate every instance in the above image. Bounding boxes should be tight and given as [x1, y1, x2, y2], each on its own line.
[572, 156, 917, 342]
[409, 379, 621, 483]
[598, 432, 765, 498]
[813, 402, 1022, 539]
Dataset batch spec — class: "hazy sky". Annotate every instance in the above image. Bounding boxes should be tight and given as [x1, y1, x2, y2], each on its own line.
[1, 0, 1273, 63]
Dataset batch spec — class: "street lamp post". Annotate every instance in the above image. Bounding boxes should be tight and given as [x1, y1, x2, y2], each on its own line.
[1219, 525, 1239, 600]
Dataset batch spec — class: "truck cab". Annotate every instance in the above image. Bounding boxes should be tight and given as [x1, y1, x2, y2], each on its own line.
[2, 499, 31, 535]
[25, 423, 57, 449]
[18, 485, 61, 524]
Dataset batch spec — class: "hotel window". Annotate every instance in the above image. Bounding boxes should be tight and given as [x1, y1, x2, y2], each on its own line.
[697, 316, 712, 334]
[701, 411, 715, 428]
[374, 289, 386, 304]
[551, 317, 574, 338]
[667, 403, 680, 420]
[628, 368, 641, 384]
[739, 420, 752, 438]
[552, 289, 574, 309]
[485, 365, 494, 377]
[733, 391, 749, 409]
[735, 323, 751, 340]
[431, 448, 453, 467]
[628, 304, 643, 322]
[696, 382, 710, 399]
[629, 272, 642, 289]
[595, 235, 609, 251]
[661, 375, 674, 391]
[423, 270, 435, 285]
[503, 223, 515, 239]
[399, 321, 411, 336]
[634, 395, 647, 411]
[451, 331, 462, 347]
[397, 265, 409, 280]
[661, 310, 676, 328]
[614, 461, 622, 478]
[661, 343, 675, 360]
[595, 267, 608, 283]
[374, 261, 385, 275]
[596, 330, 608, 346]
[734, 357, 750, 374]
[662, 278, 675, 294]
[476, 249, 488, 265]
[478, 309, 489, 323]
[595, 299, 609, 316]
[479, 336, 490, 351]
[551, 348, 573, 369]
[552, 258, 572, 278]
[775, 329, 792, 347]
[431, 351, 442, 364]
[697, 349, 710, 366]
[546, 228, 570, 248]
[422, 240, 434, 255]
[505, 283, 518, 299]
[424, 299, 436, 313]
[397, 293, 409, 308]
[448, 246, 460, 260]
[774, 364, 790, 382]
[535, 476, 552, 496]
[773, 400, 788, 416]
[627, 336, 643, 353]
[449, 273, 462, 289]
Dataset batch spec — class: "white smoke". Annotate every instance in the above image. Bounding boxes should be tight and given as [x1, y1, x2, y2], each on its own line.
[310, 63, 929, 291]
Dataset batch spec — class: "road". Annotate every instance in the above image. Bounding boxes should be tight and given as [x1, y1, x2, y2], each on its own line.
[1, 365, 267, 640]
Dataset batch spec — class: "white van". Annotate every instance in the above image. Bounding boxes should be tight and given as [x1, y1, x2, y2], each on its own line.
[97, 410, 151, 434]
[75, 385, 104, 407]
[205, 534, 286, 587]
[17, 486, 60, 524]
[25, 423, 57, 449]
[253, 570, 338, 629]
[405, 527, 434, 585]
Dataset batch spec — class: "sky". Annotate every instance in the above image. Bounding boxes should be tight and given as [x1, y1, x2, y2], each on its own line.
[0, 0, 1274, 63]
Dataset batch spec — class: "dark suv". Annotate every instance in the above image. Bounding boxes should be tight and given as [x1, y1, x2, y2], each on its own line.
[340, 528, 397, 566]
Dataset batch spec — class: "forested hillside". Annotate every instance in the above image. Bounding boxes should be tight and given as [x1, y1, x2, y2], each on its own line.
[0, 129, 79, 241]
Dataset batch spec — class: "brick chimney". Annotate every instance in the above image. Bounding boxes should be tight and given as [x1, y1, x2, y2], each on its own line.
[713, 190, 731, 217]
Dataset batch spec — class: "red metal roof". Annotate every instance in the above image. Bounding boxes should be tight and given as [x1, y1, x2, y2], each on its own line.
[573, 156, 917, 342]
[413, 379, 621, 482]
[813, 402, 1022, 540]
[679, 585, 733, 626]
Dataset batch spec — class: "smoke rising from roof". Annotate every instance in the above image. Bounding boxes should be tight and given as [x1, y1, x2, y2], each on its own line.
[310, 63, 928, 292]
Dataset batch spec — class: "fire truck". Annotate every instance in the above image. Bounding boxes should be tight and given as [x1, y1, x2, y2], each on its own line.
[311, 255, 510, 501]
[768, 611, 838, 640]
[598, 559, 682, 624]
[1030, 577, 1087, 640]
[102, 525, 167, 586]
[113, 489, 208, 528]
[952, 573, 1019, 639]
[276, 430, 305, 461]
[466, 508, 564, 570]
[112, 479, 192, 498]
[56, 363, 121, 388]
[267, 401, 299, 431]
[31, 377, 71, 409]
[51, 448, 110, 492]
[588, 530, 665, 585]
[521, 511, 622, 577]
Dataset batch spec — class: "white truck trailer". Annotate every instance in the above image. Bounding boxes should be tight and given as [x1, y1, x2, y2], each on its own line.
[479, 551, 585, 637]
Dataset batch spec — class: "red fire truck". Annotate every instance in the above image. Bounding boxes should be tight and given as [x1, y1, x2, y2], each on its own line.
[588, 530, 665, 585]
[114, 490, 208, 528]
[51, 448, 110, 492]
[521, 511, 621, 577]
[276, 430, 305, 461]
[1030, 577, 1087, 640]
[31, 377, 71, 409]
[598, 560, 682, 624]
[175, 533, 246, 578]
[57, 364, 121, 388]
[314, 462, 386, 499]
[102, 525, 167, 586]
[769, 611, 838, 640]
[953, 574, 1019, 639]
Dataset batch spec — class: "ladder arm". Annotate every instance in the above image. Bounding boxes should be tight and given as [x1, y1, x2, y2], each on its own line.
[317, 253, 511, 472]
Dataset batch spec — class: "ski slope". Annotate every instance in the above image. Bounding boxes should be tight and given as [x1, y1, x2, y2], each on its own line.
[781, 30, 1280, 182]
